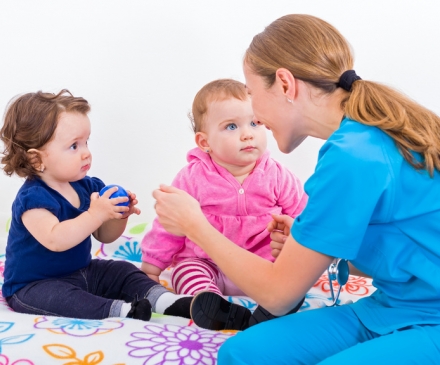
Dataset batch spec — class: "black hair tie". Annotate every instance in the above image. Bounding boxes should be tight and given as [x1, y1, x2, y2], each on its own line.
[337, 70, 361, 91]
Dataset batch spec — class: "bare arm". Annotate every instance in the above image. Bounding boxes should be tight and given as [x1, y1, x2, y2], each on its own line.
[23, 188, 140, 252]
[154, 185, 333, 315]
[23, 207, 104, 252]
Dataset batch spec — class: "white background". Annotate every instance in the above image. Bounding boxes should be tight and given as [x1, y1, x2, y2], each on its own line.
[1, 0, 439, 225]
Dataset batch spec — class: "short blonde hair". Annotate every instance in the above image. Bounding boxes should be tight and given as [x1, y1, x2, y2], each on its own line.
[190, 79, 248, 133]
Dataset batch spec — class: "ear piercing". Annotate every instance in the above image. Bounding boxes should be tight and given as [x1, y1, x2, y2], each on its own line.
[286, 98, 293, 103]
[205, 149, 210, 153]
[39, 165, 45, 172]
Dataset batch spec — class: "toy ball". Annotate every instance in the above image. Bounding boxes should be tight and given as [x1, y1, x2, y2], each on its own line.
[99, 184, 130, 208]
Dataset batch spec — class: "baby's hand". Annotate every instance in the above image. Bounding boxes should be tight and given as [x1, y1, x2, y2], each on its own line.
[120, 190, 141, 219]
[268, 214, 294, 259]
[88, 187, 129, 223]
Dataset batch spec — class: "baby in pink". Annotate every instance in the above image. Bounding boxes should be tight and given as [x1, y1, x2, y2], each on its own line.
[141, 79, 307, 296]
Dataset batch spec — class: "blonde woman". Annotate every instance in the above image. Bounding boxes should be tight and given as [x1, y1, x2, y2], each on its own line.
[153, 14, 440, 364]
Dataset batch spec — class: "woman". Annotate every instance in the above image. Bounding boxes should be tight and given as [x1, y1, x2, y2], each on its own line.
[153, 14, 440, 364]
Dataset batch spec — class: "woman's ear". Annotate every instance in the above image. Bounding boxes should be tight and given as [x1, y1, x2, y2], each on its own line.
[195, 132, 211, 153]
[275, 68, 297, 101]
[26, 148, 44, 172]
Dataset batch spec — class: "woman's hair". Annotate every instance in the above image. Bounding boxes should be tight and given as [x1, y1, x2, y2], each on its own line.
[245, 14, 440, 176]
[190, 79, 248, 133]
[1, 89, 90, 179]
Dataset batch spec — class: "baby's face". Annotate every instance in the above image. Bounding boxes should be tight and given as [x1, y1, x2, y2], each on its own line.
[202, 97, 267, 170]
[39, 111, 92, 184]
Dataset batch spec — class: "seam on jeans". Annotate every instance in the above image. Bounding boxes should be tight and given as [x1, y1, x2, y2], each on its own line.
[11, 294, 61, 316]
[80, 268, 88, 292]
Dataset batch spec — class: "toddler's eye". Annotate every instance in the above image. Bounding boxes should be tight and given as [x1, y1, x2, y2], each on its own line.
[226, 123, 237, 130]
[70, 143, 78, 150]
[251, 121, 258, 127]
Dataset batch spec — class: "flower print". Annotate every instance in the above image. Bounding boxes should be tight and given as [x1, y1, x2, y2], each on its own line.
[313, 273, 373, 297]
[43, 344, 104, 365]
[227, 297, 257, 311]
[95, 238, 142, 263]
[127, 324, 232, 365]
[34, 317, 124, 337]
[113, 240, 142, 262]
[0, 322, 34, 356]
[343, 276, 372, 296]
[0, 354, 34, 365]
[0, 259, 4, 280]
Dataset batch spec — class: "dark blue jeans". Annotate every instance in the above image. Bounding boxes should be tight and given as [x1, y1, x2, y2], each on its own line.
[6, 259, 158, 319]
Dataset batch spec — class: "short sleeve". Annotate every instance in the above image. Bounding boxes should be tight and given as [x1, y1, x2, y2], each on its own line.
[81, 176, 105, 194]
[16, 186, 61, 217]
[291, 125, 392, 259]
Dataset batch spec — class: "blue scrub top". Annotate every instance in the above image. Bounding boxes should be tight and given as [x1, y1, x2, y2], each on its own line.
[291, 118, 440, 335]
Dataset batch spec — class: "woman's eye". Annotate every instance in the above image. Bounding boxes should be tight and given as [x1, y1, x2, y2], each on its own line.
[226, 123, 237, 130]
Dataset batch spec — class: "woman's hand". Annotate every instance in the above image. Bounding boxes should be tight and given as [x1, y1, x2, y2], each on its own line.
[153, 184, 207, 237]
[267, 214, 294, 259]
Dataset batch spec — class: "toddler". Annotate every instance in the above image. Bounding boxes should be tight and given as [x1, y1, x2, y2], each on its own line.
[141, 79, 307, 329]
[0, 90, 192, 321]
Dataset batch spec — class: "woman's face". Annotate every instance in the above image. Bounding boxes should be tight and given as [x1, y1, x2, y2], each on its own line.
[243, 63, 307, 153]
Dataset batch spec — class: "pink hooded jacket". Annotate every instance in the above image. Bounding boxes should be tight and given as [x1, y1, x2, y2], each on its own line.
[141, 148, 307, 270]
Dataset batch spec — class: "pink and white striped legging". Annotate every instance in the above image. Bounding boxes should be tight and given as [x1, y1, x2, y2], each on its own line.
[171, 258, 246, 296]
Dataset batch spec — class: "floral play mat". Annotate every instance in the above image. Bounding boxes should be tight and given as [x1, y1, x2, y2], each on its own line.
[0, 215, 375, 364]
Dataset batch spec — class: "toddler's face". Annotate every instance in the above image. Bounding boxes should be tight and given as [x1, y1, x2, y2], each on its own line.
[39, 111, 92, 184]
[202, 97, 267, 170]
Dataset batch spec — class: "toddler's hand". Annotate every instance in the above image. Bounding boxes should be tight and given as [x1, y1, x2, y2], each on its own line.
[120, 190, 141, 219]
[88, 187, 129, 223]
[267, 214, 294, 259]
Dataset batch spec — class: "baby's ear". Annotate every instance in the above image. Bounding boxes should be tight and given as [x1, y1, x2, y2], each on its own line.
[26, 149, 43, 171]
[195, 132, 210, 153]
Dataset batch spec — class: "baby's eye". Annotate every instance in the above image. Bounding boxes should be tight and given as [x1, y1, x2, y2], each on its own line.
[250, 121, 258, 127]
[70, 143, 78, 150]
[226, 123, 237, 130]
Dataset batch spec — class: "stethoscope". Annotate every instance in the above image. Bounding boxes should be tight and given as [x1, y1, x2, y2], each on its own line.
[327, 258, 349, 306]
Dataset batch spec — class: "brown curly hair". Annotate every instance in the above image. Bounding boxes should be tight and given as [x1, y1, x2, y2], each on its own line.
[1, 89, 90, 179]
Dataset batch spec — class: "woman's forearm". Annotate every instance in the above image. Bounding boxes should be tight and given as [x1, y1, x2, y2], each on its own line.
[153, 185, 332, 314]
[187, 220, 332, 315]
